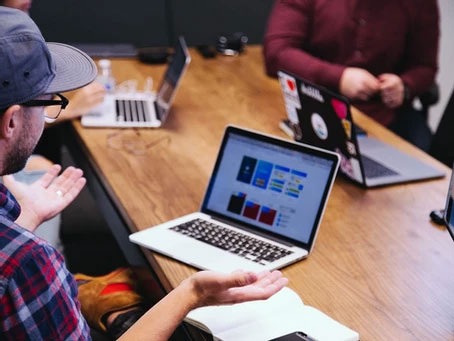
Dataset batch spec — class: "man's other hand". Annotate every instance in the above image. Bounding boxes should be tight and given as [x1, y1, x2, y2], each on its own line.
[379, 73, 405, 109]
[3, 165, 86, 231]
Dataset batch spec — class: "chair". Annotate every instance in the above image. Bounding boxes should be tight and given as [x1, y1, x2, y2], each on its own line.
[420, 83, 440, 118]
[390, 83, 439, 152]
[429, 87, 454, 166]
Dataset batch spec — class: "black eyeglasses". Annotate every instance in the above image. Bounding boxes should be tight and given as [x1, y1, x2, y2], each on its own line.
[21, 93, 69, 121]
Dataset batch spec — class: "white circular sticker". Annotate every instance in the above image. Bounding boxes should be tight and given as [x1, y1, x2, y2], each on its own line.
[311, 113, 328, 140]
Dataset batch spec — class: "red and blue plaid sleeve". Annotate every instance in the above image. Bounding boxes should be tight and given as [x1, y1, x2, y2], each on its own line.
[0, 242, 91, 340]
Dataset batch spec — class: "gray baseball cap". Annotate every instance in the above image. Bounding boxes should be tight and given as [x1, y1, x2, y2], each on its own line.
[0, 7, 97, 109]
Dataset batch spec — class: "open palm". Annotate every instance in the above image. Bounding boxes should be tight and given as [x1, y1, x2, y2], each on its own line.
[191, 270, 288, 308]
[3, 165, 86, 231]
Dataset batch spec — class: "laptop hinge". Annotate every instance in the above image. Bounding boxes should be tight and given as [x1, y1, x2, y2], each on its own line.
[154, 101, 162, 122]
[209, 215, 295, 247]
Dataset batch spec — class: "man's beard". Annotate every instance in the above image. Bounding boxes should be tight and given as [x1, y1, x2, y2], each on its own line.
[2, 121, 39, 175]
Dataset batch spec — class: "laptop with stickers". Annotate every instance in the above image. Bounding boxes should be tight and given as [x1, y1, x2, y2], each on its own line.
[278, 70, 444, 187]
[129, 126, 340, 272]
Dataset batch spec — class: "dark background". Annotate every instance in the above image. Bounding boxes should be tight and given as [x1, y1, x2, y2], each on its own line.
[30, 0, 275, 48]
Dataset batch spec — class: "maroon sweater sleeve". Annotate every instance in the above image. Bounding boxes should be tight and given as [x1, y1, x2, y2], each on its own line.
[399, 0, 440, 97]
[263, 0, 345, 90]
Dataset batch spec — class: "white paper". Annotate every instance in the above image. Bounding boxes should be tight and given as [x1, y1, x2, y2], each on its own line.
[185, 287, 359, 341]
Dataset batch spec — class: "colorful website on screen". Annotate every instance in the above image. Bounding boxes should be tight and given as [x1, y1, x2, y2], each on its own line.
[205, 133, 333, 244]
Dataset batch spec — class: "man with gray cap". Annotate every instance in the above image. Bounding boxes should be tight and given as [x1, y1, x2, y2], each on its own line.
[0, 6, 287, 341]
[0, 5, 95, 340]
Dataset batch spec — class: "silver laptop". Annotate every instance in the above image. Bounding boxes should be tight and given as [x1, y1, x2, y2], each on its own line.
[81, 36, 191, 128]
[129, 126, 340, 272]
[278, 70, 444, 187]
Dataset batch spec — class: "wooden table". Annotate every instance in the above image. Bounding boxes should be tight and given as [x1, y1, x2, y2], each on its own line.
[66, 46, 454, 340]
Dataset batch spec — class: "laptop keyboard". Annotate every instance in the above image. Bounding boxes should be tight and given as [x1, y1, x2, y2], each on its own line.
[115, 99, 152, 122]
[361, 155, 399, 178]
[170, 218, 293, 265]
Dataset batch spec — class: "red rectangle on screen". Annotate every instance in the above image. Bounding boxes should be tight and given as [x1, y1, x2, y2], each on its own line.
[243, 201, 260, 220]
[258, 206, 277, 225]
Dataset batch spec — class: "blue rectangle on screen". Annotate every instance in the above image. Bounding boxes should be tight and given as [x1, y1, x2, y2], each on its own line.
[270, 187, 282, 193]
[286, 192, 299, 198]
[261, 206, 271, 213]
[252, 160, 273, 189]
[237, 156, 257, 184]
[291, 170, 307, 177]
[275, 165, 290, 172]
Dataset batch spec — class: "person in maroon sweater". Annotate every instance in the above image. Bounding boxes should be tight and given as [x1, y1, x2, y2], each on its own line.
[264, 0, 440, 146]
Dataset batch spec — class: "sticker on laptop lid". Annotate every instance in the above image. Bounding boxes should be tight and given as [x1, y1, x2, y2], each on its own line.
[279, 74, 301, 109]
[350, 157, 362, 182]
[311, 112, 328, 140]
[331, 98, 348, 119]
[346, 141, 357, 156]
[285, 104, 300, 124]
[337, 149, 363, 182]
[342, 119, 352, 139]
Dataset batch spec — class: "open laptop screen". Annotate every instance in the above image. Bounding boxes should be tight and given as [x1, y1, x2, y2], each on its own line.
[156, 36, 191, 122]
[201, 126, 339, 248]
[444, 165, 454, 242]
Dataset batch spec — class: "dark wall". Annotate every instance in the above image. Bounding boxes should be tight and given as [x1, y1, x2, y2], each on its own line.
[30, 0, 169, 47]
[173, 0, 275, 46]
[30, 0, 275, 48]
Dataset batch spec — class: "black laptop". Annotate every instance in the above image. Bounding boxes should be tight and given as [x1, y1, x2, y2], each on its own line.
[278, 70, 444, 187]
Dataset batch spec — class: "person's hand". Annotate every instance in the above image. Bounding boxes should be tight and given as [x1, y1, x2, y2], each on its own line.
[47, 82, 106, 122]
[378, 73, 405, 109]
[3, 165, 86, 231]
[339, 67, 380, 101]
[63, 82, 106, 119]
[185, 270, 288, 309]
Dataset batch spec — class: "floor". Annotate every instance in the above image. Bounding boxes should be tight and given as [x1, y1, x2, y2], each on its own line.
[60, 146, 128, 275]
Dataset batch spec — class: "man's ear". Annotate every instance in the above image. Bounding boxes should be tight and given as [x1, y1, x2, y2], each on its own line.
[0, 105, 22, 140]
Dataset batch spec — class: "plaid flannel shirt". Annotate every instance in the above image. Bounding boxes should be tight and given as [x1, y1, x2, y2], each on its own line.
[0, 184, 91, 340]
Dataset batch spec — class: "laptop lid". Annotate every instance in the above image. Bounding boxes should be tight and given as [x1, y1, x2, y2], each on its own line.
[200, 125, 340, 252]
[278, 70, 366, 185]
[155, 36, 191, 124]
[444, 165, 454, 242]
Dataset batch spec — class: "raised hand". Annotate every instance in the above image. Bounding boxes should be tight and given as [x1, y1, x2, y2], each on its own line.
[3, 165, 86, 231]
[46, 82, 106, 122]
[188, 270, 288, 308]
